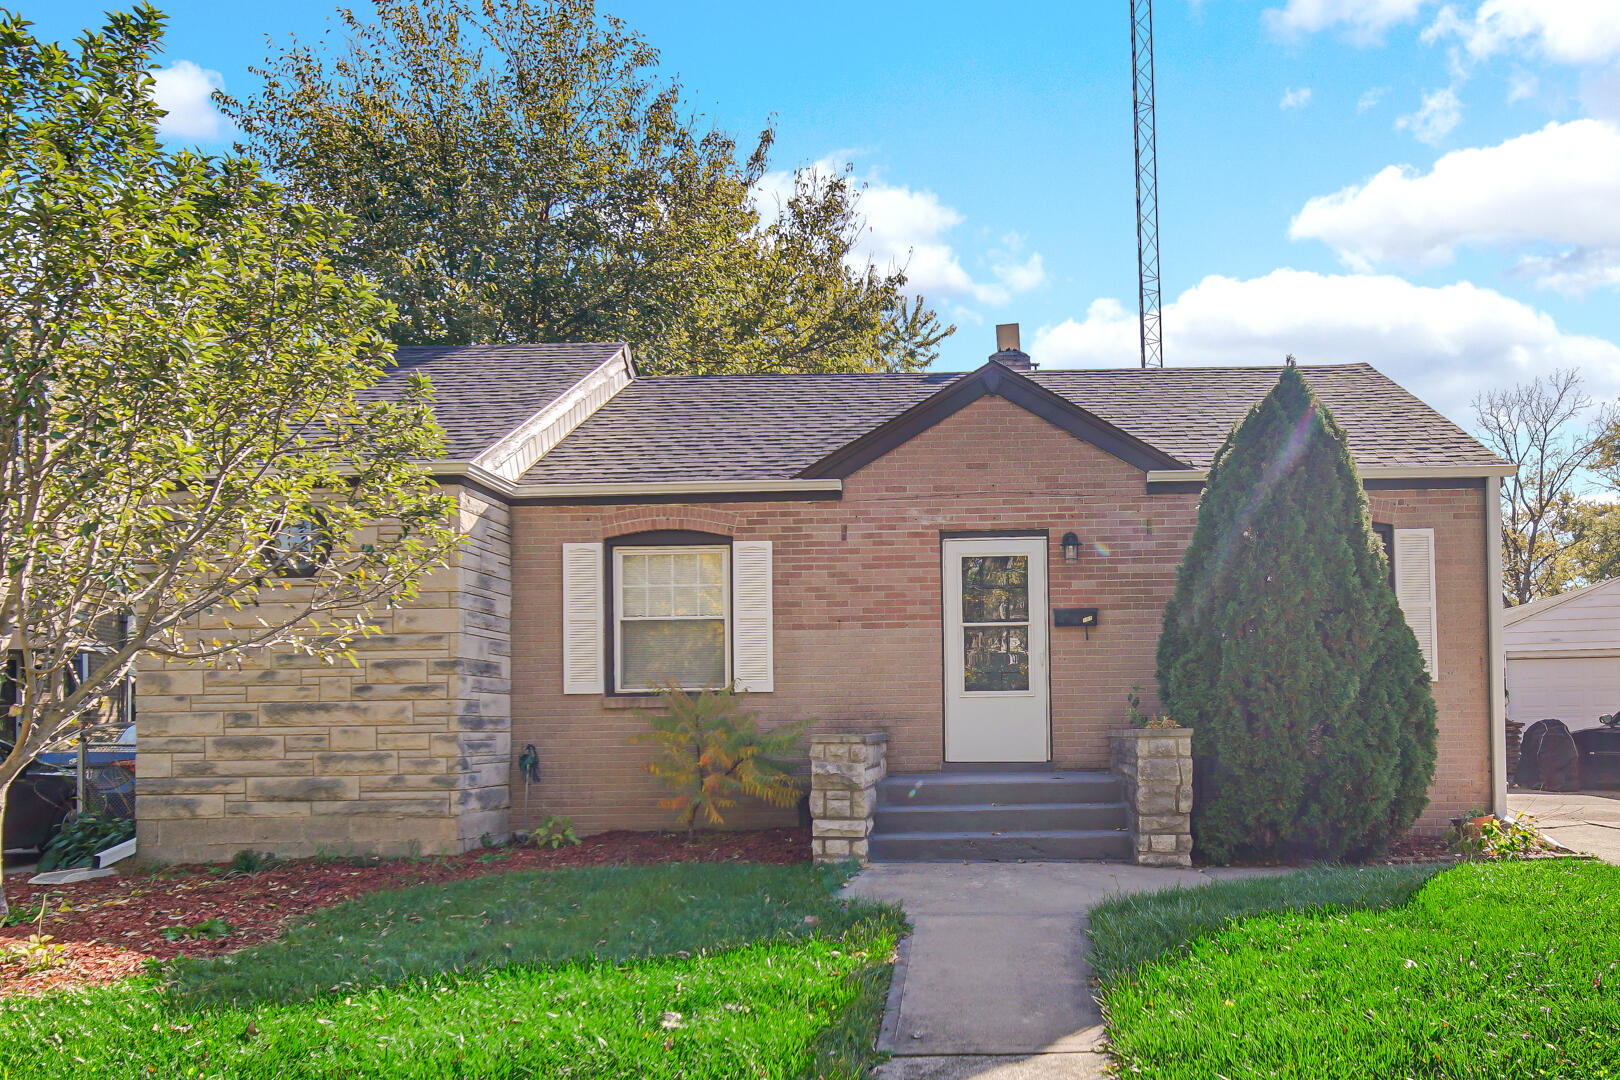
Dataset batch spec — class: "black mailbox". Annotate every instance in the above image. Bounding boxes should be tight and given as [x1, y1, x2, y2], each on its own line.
[1053, 607, 1099, 628]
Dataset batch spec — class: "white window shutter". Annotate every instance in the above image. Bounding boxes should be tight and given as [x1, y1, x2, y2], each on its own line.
[1393, 528, 1438, 680]
[731, 541, 774, 693]
[561, 543, 604, 694]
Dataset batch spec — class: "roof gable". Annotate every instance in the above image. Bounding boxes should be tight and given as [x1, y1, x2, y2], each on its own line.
[796, 361, 1187, 479]
[361, 343, 629, 460]
[1504, 576, 1620, 628]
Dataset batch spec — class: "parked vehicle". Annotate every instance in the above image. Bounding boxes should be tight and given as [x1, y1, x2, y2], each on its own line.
[3, 758, 75, 853]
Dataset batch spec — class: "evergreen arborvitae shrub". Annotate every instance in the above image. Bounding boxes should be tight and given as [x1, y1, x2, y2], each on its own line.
[1156, 364, 1438, 863]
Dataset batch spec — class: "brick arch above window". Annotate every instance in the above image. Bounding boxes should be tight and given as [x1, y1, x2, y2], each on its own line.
[601, 506, 742, 538]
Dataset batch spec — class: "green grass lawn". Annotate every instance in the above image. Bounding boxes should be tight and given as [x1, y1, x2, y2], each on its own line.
[1092, 860, 1620, 1079]
[0, 863, 903, 1080]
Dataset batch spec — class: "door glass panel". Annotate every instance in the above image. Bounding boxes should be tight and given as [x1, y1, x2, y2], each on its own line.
[961, 556, 1029, 623]
[963, 626, 1030, 692]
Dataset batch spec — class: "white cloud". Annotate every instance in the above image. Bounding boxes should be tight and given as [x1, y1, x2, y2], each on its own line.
[1506, 69, 1538, 102]
[1512, 248, 1620, 297]
[755, 156, 1044, 307]
[1290, 119, 1620, 284]
[1280, 86, 1313, 110]
[1426, 1, 1620, 67]
[1357, 86, 1389, 113]
[1031, 269, 1620, 424]
[149, 60, 229, 140]
[1585, 63, 1620, 121]
[1264, 0, 1428, 43]
[1395, 86, 1463, 144]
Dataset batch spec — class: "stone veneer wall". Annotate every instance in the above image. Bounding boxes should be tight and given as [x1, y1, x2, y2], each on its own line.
[1110, 727, 1194, 867]
[134, 485, 512, 863]
[809, 733, 887, 862]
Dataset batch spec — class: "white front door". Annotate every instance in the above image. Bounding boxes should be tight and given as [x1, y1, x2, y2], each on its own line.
[942, 537, 1050, 762]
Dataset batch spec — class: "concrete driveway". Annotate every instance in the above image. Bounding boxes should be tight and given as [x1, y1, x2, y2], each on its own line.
[844, 861, 1278, 1080]
[1510, 789, 1620, 864]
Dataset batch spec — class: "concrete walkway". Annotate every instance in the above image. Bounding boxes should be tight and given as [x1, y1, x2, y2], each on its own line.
[845, 861, 1275, 1080]
[1510, 789, 1620, 864]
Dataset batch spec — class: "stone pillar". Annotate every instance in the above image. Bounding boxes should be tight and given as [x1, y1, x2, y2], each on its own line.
[809, 733, 887, 863]
[1110, 728, 1194, 868]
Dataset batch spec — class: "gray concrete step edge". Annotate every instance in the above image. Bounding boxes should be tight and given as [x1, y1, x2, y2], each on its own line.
[873, 801, 1128, 832]
[879, 773, 1123, 807]
[867, 829, 1133, 862]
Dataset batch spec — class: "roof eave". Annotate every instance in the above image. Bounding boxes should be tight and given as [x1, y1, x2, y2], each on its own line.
[1147, 463, 1518, 485]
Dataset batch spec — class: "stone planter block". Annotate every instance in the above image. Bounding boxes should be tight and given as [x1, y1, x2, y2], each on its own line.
[1110, 727, 1194, 869]
[809, 732, 887, 864]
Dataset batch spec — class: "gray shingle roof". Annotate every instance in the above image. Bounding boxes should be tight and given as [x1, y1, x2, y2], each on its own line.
[522, 373, 961, 482]
[521, 362, 1499, 483]
[1029, 363, 1498, 470]
[361, 344, 625, 459]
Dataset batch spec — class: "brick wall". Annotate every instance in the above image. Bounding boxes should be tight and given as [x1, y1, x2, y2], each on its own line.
[135, 485, 512, 862]
[511, 396, 1493, 835]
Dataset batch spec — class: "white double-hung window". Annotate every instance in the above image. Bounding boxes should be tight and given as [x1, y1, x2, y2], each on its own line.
[614, 546, 730, 691]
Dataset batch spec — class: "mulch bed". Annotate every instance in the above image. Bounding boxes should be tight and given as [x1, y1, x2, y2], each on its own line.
[0, 827, 809, 996]
[1379, 832, 1456, 864]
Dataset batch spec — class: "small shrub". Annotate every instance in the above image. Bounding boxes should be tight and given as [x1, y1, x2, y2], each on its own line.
[1, 894, 57, 928]
[36, 810, 135, 872]
[529, 815, 580, 850]
[226, 850, 277, 875]
[0, 902, 63, 972]
[631, 685, 808, 837]
[1447, 813, 1559, 859]
[0, 933, 66, 972]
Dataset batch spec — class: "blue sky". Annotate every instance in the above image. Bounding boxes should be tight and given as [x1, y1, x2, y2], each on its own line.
[34, 0, 1620, 425]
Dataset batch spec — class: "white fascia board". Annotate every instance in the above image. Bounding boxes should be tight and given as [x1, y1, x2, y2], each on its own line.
[428, 466, 842, 501]
[1146, 463, 1518, 483]
[471, 345, 635, 482]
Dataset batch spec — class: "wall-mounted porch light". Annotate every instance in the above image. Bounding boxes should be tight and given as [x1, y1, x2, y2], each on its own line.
[1061, 531, 1081, 563]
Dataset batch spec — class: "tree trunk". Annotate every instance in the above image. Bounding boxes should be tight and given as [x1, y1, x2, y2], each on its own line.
[0, 775, 12, 922]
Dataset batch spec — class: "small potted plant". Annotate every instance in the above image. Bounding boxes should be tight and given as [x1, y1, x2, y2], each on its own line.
[1126, 685, 1179, 729]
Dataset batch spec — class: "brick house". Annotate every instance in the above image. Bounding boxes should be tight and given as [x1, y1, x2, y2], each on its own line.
[135, 331, 1512, 863]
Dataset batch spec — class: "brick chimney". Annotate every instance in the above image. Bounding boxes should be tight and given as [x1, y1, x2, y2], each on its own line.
[988, 322, 1035, 372]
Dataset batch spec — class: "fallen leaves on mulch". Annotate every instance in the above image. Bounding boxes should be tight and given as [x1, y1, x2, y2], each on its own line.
[1379, 832, 1456, 864]
[0, 827, 809, 996]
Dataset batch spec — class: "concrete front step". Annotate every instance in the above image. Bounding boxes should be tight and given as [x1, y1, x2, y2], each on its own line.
[866, 828, 1133, 863]
[870, 769, 1131, 862]
[873, 801, 1127, 833]
[877, 769, 1122, 808]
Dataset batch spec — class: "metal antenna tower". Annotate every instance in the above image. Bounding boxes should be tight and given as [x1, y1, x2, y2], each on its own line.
[1130, 0, 1162, 368]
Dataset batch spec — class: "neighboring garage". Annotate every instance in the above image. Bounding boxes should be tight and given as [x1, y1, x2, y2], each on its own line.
[1505, 577, 1620, 732]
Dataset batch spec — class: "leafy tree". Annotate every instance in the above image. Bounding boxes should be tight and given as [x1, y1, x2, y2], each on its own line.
[221, 0, 951, 374]
[1564, 500, 1620, 587]
[1157, 364, 1437, 863]
[1473, 370, 1616, 604]
[631, 686, 806, 838]
[0, 7, 458, 911]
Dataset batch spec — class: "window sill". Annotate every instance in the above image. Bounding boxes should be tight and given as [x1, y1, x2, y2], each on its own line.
[602, 694, 664, 710]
